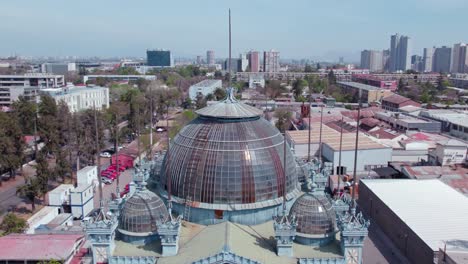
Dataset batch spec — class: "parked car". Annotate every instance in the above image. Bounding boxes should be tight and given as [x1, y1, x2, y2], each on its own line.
[108, 165, 125, 172]
[102, 178, 113, 184]
[100, 152, 111, 158]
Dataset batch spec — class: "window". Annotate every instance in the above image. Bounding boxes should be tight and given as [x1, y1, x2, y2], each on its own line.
[214, 210, 224, 219]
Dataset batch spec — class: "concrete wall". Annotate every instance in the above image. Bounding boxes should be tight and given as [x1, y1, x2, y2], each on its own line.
[359, 181, 436, 264]
[322, 145, 392, 173]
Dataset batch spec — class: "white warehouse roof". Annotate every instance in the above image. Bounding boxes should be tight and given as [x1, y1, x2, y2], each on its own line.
[361, 179, 468, 251]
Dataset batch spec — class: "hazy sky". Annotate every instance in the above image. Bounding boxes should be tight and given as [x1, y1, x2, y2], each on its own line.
[1, 0, 467, 61]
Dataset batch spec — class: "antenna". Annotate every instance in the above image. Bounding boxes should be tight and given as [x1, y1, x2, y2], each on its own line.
[228, 9, 232, 88]
[307, 95, 311, 162]
[318, 105, 324, 171]
[336, 115, 344, 198]
[94, 102, 103, 209]
[351, 89, 362, 207]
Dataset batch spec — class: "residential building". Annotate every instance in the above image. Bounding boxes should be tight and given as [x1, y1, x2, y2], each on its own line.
[239, 53, 248, 72]
[423, 47, 435, 72]
[382, 49, 390, 71]
[381, 94, 421, 112]
[352, 74, 397, 90]
[263, 50, 280, 72]
[223, 59, 240, 73]
[146, 49, 173, 67]
[206, 50, 215, 65]
[449, 73, 468, 89]
[196, 56, 202, 64]
[247, 51, 260, 72]
[411, 55, 423, 72]
[41, 63, 76, 75]
[40, 86, 109, 112]
[337, 81, 394, 103]
[0, 73, 65, 88]
[188, 79, 222, 100]
[248, 74, 265, 89]
[389, 34, 411, 72]
[433, 46, 452, 73]
[359, 179, 468, 264]
[360, 50, 383, 72]
[451, 43, 468, 73]
[0, 86, 40, 107]
[83, 74, 156, 83]
[70, 183, 94, 219]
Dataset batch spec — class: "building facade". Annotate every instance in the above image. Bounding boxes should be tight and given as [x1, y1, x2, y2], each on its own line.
[433, 46, 452, 73]
[147, 49, 173, 67]
[188, 79, 222, 100]
[451, 43, 468, 73]
[247, 51, 260, 72]
[423, 47, 435, 72]
[41, 86, 110, 112]
[337, 81, 394, 103]
[381, 94, 421, 112]
[0, 73, 65, 88]
[206, 50, 215, 65]
[360, 50, 383, 72]
[389, 34, 411, 72]
[263, 50, 280, 72]
[41, 63, 77, 75]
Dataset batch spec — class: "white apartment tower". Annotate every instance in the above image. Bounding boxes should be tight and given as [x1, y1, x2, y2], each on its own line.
[263, 50, 280, 72]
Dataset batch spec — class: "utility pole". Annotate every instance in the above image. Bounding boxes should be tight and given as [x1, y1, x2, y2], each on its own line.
[149, 83, 154, 158]
[307, 95, 312, 162]
[318, 105, 324, 171]
[336, 116, 344, 198]
[228, 9, 232, 88]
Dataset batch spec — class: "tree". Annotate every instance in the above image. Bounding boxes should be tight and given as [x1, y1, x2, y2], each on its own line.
[292, 79, 308, 99]
[11, 96, 36, 135]
[16, 177, 43, 212]
[0, 112, 25, 183]
[304, 64, 313, 72]
[398, 78, 405, 91]
[54, 149, 72, 183]
[195, 94, 207, 109]
[274, 108, 292, 133]
[327, 70, 337, 85]
[213, 88, 227, 100]
[0, 213, 28, 235]
[38, 94, 60, 155]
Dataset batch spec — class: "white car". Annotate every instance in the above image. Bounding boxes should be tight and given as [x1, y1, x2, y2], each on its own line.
[100, 152, 111, 158]
[102, 177, 113, 184]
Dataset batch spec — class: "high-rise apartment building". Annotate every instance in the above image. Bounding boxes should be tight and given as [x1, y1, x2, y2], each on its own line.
[206, 50, 215, 65]
[263, 50, 280, 73]
[389, 34, 411, 72]
[247, 51, 260, 72]
[411, 55, 423, 72]
[146, 49, 173, 67]
[360, 50, 383, 72]
[382, 49, 390, 71]
[433, 46, 452, 73]
[423, 47, 435, 72]
[239, 53, 248, 72]
[451, 43, 468, 73]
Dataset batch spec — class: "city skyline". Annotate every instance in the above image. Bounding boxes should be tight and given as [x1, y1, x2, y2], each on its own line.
[1, 0, 468, 61]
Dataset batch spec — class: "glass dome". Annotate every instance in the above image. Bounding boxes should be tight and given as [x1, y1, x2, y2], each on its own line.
[157, 97, 298, 206]
[289, 192, 336, 236]
[119, 188, 169, 234]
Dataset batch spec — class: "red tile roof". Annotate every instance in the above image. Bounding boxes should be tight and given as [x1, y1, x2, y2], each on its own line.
[0, 234, 84, 261]
[382, 94, 413, 105]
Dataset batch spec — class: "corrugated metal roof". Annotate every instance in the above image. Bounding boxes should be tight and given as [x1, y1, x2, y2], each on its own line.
[195, 89, 263, 118]
[0, 234, 84, 261]
[361, 179, 468, 251]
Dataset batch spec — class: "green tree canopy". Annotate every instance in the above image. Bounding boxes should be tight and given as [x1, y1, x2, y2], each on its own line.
[0, 213, 28, 235]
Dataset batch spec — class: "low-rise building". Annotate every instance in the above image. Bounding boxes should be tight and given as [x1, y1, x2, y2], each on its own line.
[359, 179, 468, 264]
[401, 166, 468, 196]
[337, 81, 394, 103]
[70, 183, 94, 219]
[381, 94, 421, 112]
[375, 111, 441, 133]
[248, 74, 265, 88]
[419, 110, 468, 140]
[41, 86, 109, 112]
[352, 74, 397, 90]
[47, 184, 74, 207]
[0, 73, 65, 88]
[77, 166, 98, 187]
[449, 73, 468, 89]
[0, 86, 40, 107]
[41, 63, 76, 75]
[83, 74, 156, 83]
[188, 79, 222, 100]
[428, 139, 467, 166]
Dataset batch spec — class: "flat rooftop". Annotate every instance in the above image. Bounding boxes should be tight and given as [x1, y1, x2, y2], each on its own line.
[420, 110, 468, 127]
[287, 124, 388, 151]
[114, 220, 343, 264]
[361, 179, 468, 251]
[338, 81, 380, 91]
[402, 166, 468, 195]
[190, 79, 222, 88]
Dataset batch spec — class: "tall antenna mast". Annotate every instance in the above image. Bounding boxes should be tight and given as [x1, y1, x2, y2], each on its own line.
[318, 105, 324, 171]
[307, 95, 311, 162]
[336, 116, 344, 198]
[94, 102, 103, 209]
[228, 9, 232, 88]
[166, 104, 172, 212]
[351, 89, 362, 207]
